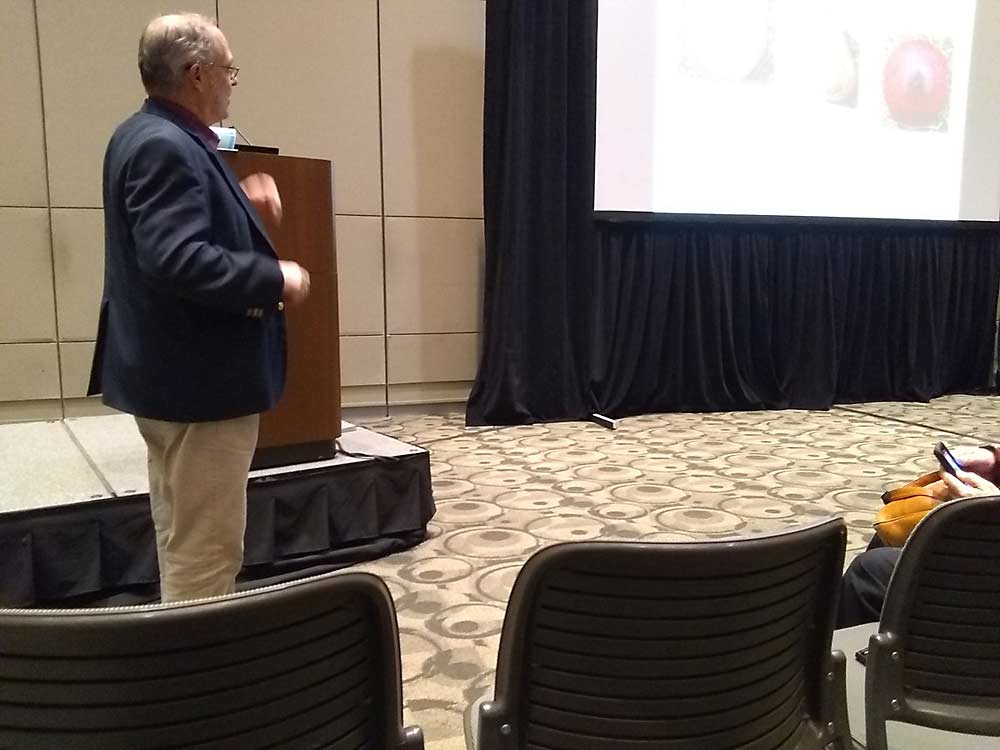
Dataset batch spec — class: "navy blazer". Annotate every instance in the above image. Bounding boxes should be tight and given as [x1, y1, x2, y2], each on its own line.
[88, 100, 287, 422]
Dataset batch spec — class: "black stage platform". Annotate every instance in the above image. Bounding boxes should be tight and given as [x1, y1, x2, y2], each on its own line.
[0, 418, 435, 607]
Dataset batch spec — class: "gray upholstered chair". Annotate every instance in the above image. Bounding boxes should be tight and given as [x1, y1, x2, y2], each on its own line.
[467, 518, 851, 750]
[859, 495, 1000, 750]
[0, 572, 423, 750]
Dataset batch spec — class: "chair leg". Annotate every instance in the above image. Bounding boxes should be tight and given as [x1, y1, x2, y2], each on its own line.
[478, 700, 512, 750]
[865, 704, 888, 750]
[865, 634, 894, 750]
[399, 725, 424, 749]
[824, 651, 853, 750]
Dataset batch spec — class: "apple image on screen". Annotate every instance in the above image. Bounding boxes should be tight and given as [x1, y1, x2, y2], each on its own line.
[883, 38, 950, 128]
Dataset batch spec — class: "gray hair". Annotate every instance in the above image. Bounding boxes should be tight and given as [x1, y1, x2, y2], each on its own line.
[138, 13, 219, 95]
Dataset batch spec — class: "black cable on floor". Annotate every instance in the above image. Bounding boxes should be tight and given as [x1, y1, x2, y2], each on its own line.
[832, 405, 994, 444]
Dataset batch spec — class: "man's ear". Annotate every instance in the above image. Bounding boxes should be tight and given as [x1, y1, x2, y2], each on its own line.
[187, 62, 205, 90]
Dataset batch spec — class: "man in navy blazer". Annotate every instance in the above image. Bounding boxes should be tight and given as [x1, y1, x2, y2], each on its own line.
[88, 13, 310, 602]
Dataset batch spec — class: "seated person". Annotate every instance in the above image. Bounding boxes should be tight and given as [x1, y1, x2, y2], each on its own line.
[837, 446, 1000, 628]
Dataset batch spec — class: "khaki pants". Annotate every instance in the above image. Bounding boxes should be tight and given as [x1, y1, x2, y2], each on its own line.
[135, 414, 259, 603]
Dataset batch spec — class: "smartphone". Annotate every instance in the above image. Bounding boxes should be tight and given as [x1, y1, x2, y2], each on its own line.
[934, 441, 962, 476]
[855, 647, 868, 666]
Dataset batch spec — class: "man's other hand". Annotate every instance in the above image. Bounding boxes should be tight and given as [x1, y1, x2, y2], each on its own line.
[278, 260, 311, 305]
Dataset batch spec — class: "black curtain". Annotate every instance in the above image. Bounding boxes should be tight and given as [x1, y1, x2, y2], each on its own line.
[466, 0, 1000, 425]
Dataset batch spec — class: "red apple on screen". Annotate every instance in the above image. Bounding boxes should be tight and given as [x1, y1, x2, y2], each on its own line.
[883, 39, 950, 128]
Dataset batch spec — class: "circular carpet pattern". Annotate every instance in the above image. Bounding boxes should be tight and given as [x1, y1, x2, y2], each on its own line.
[356, 395, 998, 749]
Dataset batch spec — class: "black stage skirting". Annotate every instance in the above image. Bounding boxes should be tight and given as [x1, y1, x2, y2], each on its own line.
[0, 451, 435, 607]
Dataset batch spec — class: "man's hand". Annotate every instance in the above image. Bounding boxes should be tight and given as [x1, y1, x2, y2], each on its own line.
[941, 469, 1000, 499]
[240, 172, 283, 225]
[279, 260, 311, 305]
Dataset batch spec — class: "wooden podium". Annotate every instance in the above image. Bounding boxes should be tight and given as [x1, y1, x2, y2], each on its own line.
[223, 148, 341, 468]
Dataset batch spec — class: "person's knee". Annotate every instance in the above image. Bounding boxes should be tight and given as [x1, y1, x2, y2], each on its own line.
[852, 547, 900, 586]
[838, 547, 901, 627]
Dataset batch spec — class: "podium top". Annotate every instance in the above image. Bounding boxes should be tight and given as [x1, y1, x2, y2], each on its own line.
[236, 144, 279, 155]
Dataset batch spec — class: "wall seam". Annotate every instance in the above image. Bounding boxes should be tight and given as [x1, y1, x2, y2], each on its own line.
[376, 0, 390, 416]
[31, 0, 66, 417]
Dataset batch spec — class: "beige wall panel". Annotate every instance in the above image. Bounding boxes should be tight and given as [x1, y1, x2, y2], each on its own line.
[220, 0, 381, 216]
[385, 217, 483, 334]
[340, 335, 386, 386]
[0, 400, 63, 424]
[388, 332, 478, 384]
[336, 215, 384, 335]
[51, 209, 104, 341]
[59, 341, 95, 398]
[388, 381, 472, 406]
[380, 0, 485, 218]
[0, 208, 56, 342]
[2, 0, 48, 207]
[0, 343, 60, 401]
[341, 385, 386, 409]
[63, 398, 119, 418]
[36, 0, 215, 207]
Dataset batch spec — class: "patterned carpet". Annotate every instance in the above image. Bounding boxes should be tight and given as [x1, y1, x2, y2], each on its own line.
[351, 395, 998, 749]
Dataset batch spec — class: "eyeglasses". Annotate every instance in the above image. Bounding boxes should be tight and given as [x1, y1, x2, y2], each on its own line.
[201, 61, 240, 81]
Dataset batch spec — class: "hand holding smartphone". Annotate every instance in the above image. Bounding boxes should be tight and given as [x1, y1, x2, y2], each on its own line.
[934, 441, 962, 476]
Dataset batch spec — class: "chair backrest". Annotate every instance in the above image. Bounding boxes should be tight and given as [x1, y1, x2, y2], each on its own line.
[0, 572, 423, 750]
[867, 495, 1000, 744]
[482, 518, 848, 750]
